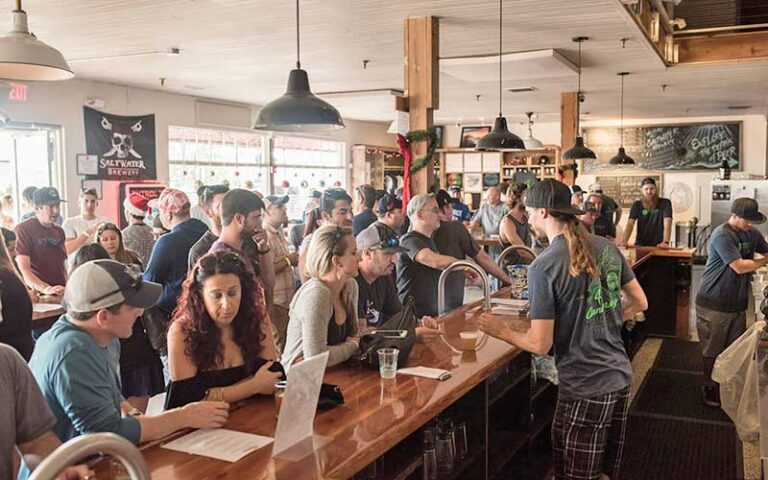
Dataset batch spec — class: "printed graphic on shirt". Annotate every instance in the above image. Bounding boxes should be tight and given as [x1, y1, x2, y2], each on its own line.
[585, 246, 622, 331]
[363, 300, 380, 326]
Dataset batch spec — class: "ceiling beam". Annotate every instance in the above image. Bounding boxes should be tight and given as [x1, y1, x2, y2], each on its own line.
[675, 30, 768, 65]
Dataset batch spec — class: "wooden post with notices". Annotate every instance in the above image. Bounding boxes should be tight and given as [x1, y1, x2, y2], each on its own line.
[560, 91, 578, 186]
[403, 16, 439, 196]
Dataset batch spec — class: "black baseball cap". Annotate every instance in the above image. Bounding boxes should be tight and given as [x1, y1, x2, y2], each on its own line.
[641, 177, 657, 186]
[376, 193, 402, 214]
[731, 197, 766, 224]
[435, 189, 455, 209]
[570, 185, 584, 195]
[202, 184, 230, 204]
[33, 187, 65, 206]
[525, 179, 585, 215]
[264, 195, 289, 207]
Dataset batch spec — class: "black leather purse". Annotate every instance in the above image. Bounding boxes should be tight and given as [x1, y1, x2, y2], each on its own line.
[358, 297, 417, 369]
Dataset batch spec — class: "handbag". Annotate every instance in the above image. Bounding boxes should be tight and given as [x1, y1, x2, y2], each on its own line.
[358, 297, 417, 369]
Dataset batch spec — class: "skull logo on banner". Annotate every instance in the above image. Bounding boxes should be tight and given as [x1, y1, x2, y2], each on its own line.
[101, 116, 143, 159]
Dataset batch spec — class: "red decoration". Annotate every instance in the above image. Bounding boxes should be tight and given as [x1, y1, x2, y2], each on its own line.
[396, 133, 412, 208]
[281, 180, 290, 189]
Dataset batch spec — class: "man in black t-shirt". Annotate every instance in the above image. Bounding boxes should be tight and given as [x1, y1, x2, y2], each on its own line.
[433, 190, 512, 311]
[695, 198, 768, 407]
[396, 194, 461, 317]
[356, 226, 439, 338]
[621, 177, 673, 247]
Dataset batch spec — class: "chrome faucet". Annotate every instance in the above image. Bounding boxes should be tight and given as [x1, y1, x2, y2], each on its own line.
[497, 245, 537, 269]
[438, 260, 491, 315]
[28, 433, 150, 480]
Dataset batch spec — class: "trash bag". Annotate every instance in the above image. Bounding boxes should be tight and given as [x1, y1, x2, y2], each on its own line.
[712, 320, 764, 443]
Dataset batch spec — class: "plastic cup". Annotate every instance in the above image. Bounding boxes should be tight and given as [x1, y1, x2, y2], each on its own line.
[377, 348, 399, 379]
[274, 380, 287, 417]
[459, 331, 478, 351]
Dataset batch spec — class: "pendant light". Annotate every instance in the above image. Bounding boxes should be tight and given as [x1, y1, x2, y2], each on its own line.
[476, 0, 524, 150]
[253, 0, 344, 132]
[523, 111, 544, 149]
[563, 37, 596, 161]
[0, 0, 73, 81]
[609, 72, 635, 165]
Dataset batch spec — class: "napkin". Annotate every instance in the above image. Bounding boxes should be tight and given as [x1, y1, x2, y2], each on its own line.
[397, 367, 452, 381]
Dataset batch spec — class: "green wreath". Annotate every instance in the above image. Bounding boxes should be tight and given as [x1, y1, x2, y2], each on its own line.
[406, 128, 438, 174]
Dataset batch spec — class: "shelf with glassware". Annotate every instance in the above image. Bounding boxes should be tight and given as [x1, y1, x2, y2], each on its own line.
[437, 148, 561, 192]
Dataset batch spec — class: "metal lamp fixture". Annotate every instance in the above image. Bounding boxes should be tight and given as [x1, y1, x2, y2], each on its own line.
[476, 0, 524, 150]
[0, 0, 73, 81]
[253, 0, 344, 132]
[563, 37, 596, 161]
[609, 72, 635, 165]
[523, 111, 544, 149]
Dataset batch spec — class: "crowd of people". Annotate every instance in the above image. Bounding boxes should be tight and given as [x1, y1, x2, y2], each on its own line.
[0, 174, 764, 480]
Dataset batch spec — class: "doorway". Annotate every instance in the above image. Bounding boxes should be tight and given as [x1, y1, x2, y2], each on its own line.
[0, 124, 62, 227]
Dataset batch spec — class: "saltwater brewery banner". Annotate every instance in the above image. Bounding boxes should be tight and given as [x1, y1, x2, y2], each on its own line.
[83, 106, 157, 180]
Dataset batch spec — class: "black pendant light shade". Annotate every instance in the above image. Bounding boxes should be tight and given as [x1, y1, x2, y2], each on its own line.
[476, 0, 524, 151]
[564, 37, 596, 161]
[253, 68, 344, 131]
[253, 0, 344, 132]
[477, 116, 525, 150]
[609, 72, 634, 165]
[563, 136, 596, 161]
[609, 147, 635, 165]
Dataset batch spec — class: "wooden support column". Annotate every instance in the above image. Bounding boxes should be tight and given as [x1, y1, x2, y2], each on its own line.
[404, 16, 439, 195]
[560, 91, 578, 185]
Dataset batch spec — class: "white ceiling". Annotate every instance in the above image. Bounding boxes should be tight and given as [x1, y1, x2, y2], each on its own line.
[11, 0, 768, 124]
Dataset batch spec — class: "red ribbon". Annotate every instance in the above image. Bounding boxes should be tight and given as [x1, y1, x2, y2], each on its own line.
[396, 133, 411, 209]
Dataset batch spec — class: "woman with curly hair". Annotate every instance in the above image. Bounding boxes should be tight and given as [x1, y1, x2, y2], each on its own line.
[166, 251, 280, 408]
[97, 223, 142, 267]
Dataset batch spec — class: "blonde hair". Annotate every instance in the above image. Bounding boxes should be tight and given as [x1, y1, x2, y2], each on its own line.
[549, 210, 598, 278]
[305, 224, 353, 279]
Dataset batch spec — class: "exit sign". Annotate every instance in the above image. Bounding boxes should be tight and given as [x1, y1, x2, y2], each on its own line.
[8, 82, 27, 101]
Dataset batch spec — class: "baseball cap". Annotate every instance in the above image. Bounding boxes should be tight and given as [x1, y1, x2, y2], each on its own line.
[435, 189, 455, 209]
[449, 185, 461, 193]
[264, 195, 289, 208]
[310, 190, 322, 199]
[149, 188, 190, 214]
[202, 184, 230, 205]
[33, 187, 65, 206]
[64, 259, 162, 314]
[376, 193, 402, 214]
[641, 177, 656, 186]
[570, 185, 584, 195]
[526, 179, 585, 215]
[731, 197, 766, 224]
[356, 224, 405, 253]
[590, 183, 603, 193]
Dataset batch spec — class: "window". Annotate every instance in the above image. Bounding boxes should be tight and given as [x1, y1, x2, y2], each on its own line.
[168, 126, 269, 198]
[272, 136, 346, 221]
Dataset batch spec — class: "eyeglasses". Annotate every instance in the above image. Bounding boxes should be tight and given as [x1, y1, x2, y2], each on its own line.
[420, 207, 440, 215]
[90, 264, 143, 305]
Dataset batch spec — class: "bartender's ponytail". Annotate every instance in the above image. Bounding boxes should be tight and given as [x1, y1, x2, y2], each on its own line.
[550, 211, 598, 278]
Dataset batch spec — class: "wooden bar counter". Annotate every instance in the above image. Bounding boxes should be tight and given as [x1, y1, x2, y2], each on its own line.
[130, 288, 546, 480]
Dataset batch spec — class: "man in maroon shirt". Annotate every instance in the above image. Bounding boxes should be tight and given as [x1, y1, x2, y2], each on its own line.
[15, 187, 68, 295]
[208, 188, 269, 274]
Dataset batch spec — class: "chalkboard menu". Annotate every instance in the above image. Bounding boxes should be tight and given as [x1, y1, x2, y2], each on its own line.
[582, 122, 740, 173]
[594, 175, 662, 208]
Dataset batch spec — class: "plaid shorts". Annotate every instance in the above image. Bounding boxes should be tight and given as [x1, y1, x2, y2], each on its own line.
[552, 385, 632, 480]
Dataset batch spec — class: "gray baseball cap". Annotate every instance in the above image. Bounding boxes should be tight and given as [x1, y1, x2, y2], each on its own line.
[65, 260, 162, 313]
[356, 225, 405, 253]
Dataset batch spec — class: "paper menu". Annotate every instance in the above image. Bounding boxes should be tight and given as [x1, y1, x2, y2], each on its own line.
[161, 428, 273, 463]
[33, 303, 62, 313]
[397, 366, 452, 381]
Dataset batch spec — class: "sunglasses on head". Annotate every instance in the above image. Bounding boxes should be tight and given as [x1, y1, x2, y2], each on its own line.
[371, 236, 399, 250]
[198, 252, 245, 272]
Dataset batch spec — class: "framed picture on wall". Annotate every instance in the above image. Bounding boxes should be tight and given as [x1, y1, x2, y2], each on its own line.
[464, 173, 483, 193]
[459, 126, 491, 148]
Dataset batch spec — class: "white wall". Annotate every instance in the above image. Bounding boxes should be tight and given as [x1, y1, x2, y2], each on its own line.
[0, 78, 394, 215]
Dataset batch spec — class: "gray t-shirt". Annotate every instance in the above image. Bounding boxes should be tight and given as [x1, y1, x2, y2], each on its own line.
[471, 203, 508, 235]
[528, 234, 635, 400]
[696, 223, 768, 313]
[0, 344, 55, 479]
[396, 231, 442, 317]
